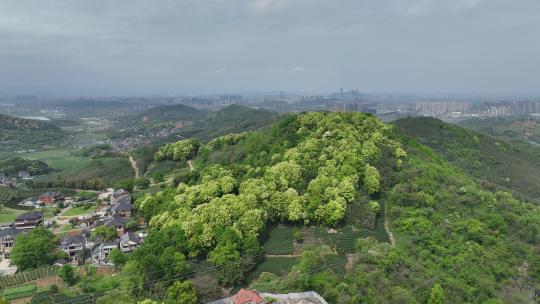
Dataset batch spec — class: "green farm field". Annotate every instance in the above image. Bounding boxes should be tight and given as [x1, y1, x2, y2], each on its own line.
[0, 207, 25, 224]
[62, 204, 97, 217]
[23, 149, 93, 173]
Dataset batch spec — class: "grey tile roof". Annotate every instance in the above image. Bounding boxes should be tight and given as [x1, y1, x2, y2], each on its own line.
[111, 199, 132, 212]
[104, 216, 128, 228]
[120, 232, 140, 246]
[60, 234, 85, 245]
[15, 211, 43, 221]
[0, 227, 21, 238]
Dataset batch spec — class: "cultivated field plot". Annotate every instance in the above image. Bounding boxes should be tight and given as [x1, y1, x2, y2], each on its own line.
[3, 283, 37, 300]
[0, 266, 60, 289]
[263, 223, 388, 257]
[246, 256, 299, 283]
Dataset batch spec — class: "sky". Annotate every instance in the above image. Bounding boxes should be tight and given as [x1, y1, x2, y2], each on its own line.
[0, 0, 539, 96]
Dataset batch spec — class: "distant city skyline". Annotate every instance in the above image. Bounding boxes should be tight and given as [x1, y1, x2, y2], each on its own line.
[0, 0, 539, 96]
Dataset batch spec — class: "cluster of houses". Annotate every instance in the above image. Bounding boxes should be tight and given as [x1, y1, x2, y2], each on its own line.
[208, 289, 328, 304]
[19, 191, 65, 208]
[0, 171, 32, 187]
[0, 174, 16, 187]
[63, 189, 147, 266]
[0, 189, 146, 268]
[0, 211, 44, 260]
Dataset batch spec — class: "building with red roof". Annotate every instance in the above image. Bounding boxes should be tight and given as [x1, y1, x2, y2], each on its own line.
[229, 289, 265, 304]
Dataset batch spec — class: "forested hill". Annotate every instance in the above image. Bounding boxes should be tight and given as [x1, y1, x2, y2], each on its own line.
[178, 104, 279, 141]
[0, 113, 67, 152]
[116, 103, 205, 127]
[0, 113, 59, 130]
[115, 112, 540, 304]
[393, 116, 540, 203]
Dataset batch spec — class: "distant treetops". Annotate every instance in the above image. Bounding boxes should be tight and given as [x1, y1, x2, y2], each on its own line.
[139, 112, 406, 259]
[154, 139, 200, 162]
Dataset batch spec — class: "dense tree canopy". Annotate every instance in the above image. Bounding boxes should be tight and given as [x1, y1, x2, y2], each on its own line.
[154, 139, 200, 162]
[104, 111, 540, 303]
[133, 112, 403, 291]
[11, 228, 59, 271]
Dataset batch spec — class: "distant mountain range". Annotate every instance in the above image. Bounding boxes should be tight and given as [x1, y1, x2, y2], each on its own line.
[116, 103, 279, 141]
[116, 103, 206, 128]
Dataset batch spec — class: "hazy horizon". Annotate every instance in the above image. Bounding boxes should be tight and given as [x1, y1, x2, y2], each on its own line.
[1, 0, 539, 96]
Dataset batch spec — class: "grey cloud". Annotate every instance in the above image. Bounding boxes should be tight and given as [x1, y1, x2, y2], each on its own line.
[0, 0, 539, 96]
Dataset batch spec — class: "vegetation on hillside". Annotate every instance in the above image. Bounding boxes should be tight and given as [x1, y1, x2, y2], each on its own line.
[459, 116, 540, 144]
[178, 104, 279, 141]
[394, 116, 540, 203]
[13, 112, 539, 303]
[249, 127, 540, 303]
[96, 112, 401, 302]
[116, 104, 204, 129]
[27, 156, 134, 190]
[0, 113, 67, 152]
[0, 157, 50, 176]
[131, 105, 278, 176]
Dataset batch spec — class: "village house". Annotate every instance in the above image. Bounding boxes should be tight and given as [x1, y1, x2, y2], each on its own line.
[19, 197, 40, 208]
[14, 211, 43, 230]
[59, 234, 86, 264]
[208, 290, 328, 304]
[0, 174, 16, 187]
[111, 189, 130, 203]
[119, 231, 142, 253]
[91, 216, 128, 236]
[38, 191, 61, 206]
[91, 241, 118, 265]
[110, 197, 132, 218]
[17, 170, 31, 180]
[104, 217, 129, 236]
[0, 227, 21, 259]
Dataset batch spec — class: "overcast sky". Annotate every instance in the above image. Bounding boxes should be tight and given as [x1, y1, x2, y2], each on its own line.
[0, 0, 539, 96]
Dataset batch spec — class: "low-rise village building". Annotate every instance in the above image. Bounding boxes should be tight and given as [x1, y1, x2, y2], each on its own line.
[17, 170, 31, 180]
[0, 174, 16, 187]
[0, 227, 21, 259]
[38, 191, 61, 206]
[111, 189, 130, 203]
[91, 216, 129, 236]
[208, 290, 327, 304]
[14, 211, 43, 230]
[119, 231, 142, 253]
[59, 234, 86, 263]
[91, 241, 118, 265]
[110, 197, 132, 218]
[19, 197, 41, 207]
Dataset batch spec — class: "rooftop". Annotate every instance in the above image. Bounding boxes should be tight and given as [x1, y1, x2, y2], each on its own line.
[15, 211, 43, 221]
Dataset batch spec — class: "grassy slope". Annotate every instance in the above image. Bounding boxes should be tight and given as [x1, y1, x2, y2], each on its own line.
[25, 150, 133, 187]
[393, 117, 540, 203]
[0, 207, 25, 224]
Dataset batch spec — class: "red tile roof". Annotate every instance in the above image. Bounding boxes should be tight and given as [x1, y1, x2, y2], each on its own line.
[229, 289, 265, 304]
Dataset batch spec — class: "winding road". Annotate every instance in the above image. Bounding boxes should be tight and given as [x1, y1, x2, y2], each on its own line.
[129, 156, 140, 178]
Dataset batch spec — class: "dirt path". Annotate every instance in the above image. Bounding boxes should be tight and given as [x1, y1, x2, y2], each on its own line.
[129, 155, 140, 178]
[384, 203, 396, 246]
[265, 254, 301, 258]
